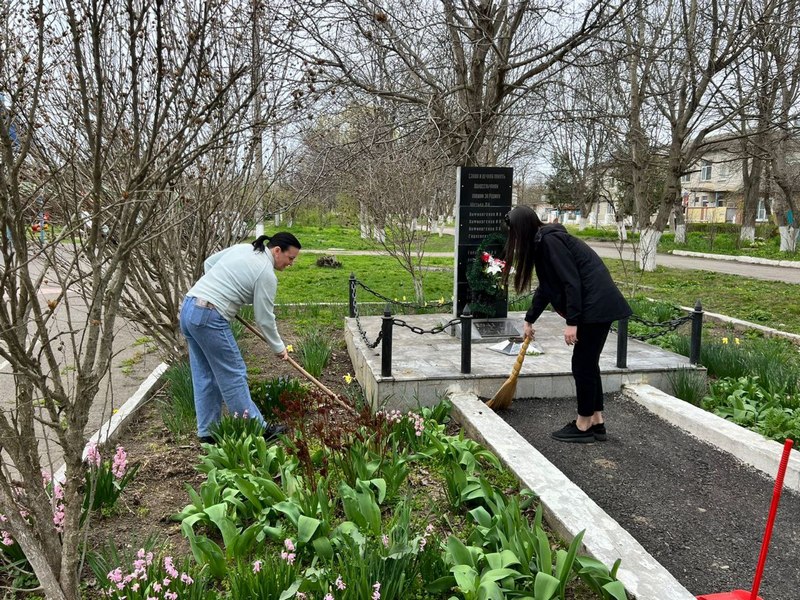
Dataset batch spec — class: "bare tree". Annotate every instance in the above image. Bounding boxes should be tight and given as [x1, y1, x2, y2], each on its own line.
[0, 0, 261, 596]
[628, 0, 773, 269]
[284, 0, 627, 167]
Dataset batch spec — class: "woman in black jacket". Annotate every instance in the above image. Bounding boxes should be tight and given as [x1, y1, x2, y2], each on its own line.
[504, 206, 632, 443]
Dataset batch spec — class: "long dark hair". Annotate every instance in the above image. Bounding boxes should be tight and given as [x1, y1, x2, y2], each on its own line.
[503, 206, 543, 293]
[252, 232, 302, 253]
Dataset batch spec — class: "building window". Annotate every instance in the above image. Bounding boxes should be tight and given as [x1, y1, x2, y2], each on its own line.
[699, 195, 708, 207]
[700, 162, 712, 181]
[757, 199, 767, 221]
[681, 173, 691, 183]
[715, 192, 724, 207]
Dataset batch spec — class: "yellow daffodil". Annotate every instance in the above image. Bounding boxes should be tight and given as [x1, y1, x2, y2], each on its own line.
[286, 344, 294, 353]
[343, 373, 353, 384]
[439, 296, 445, 304]
[402, 295, 406, 301]
[734, 338, 740, 345]
[722, 337, 728, 344]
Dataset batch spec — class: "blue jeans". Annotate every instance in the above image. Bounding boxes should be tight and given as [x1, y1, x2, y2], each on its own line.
[179, 296, 266, 437]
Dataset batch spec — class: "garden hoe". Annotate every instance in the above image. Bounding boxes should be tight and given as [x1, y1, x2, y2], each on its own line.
[486, 336, 531, 410]
[235, 315, 357, 416]
[696, 438, 794, 600]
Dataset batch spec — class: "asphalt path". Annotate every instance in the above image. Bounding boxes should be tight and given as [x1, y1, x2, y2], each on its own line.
[0, 252, 163, 472]
[587, 241, 800, 284]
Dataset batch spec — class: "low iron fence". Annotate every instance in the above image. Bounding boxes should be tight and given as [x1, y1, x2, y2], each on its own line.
[348, 274, 703, 377]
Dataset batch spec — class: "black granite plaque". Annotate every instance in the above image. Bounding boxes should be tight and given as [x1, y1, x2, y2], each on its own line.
[453, 167, 513, 318]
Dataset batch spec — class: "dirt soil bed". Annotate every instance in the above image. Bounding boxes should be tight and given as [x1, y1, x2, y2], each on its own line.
[497, 393, 800, 600]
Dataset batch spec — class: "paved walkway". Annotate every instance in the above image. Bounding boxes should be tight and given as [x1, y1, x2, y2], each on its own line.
[496, 393, 800, 600]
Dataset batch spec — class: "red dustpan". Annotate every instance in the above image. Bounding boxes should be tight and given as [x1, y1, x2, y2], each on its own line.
[696, 439, 794, 600]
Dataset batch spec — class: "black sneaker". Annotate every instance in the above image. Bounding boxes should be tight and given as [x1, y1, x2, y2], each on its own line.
[263, 423, 287, 442]
[198, 435, 216, 445]
[551, 421, 595, 444]
[591, 423, 607, 441]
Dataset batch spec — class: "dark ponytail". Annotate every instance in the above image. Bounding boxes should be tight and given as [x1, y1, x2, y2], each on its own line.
[253, 232, 301, 253]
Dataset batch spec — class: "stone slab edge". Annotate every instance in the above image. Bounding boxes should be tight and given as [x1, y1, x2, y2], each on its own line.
[54, 362, 169, 482]
[448, 387, 695, 600]
[623, 383, 800, 493]
[670, 249, 800, 269]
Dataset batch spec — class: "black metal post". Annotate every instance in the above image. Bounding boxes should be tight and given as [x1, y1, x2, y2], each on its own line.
[460, 304, 472, 374]
[616, 318, 628, 369]
[381, 303, 393, 377]
[690, 299, 703, 365]
[348, 273, 357, 318]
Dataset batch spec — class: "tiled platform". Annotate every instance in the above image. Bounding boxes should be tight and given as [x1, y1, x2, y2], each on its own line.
[345, 311, 699, 409]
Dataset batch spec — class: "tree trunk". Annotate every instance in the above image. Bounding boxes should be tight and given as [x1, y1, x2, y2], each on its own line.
[578, 216, 588, 230]
[674, 223, 687, 245]
[616, 219, 627, 242]
[640, 228, 662, 271]
[779, 226, 798, 252]
[359, 203, 370, 239]
[740, 225, 755, 244]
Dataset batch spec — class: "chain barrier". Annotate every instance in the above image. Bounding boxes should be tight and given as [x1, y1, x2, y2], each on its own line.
[613, 314, 693, 341]
[355, 280, 453, 310]
[350, 285, 383, 349]
[392, 317, 463, 336]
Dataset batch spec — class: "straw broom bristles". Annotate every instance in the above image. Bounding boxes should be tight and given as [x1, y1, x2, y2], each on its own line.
[486, 336, 531, 410]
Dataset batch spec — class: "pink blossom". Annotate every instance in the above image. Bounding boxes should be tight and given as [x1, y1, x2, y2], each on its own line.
[52, 503, 65, 532]
[381, 534, 389, 547]
[131, 582, 140, 591]
[335, 575, 346, 590]
[296, 594, 307, 600]
[112, 446, 128, 479]
[162, 577, 171, 586]
[180, 573, 194, 584]
[1, 531, 14, 546]
[372, 581, 381, 600]
[86, 443, 102, 468]
[53, 483, 64, 500]
[41, 471, 52, 485]
[165, 592, 178, 600]
[280, 551, 296, 564]
[164, 556, 179, 578]
[152, 582, 162, 592]
[252, 559, 262, 573]
[107, 568, 123, 583]
[324, 594, 334, 600]
[284, 538, 296, 552]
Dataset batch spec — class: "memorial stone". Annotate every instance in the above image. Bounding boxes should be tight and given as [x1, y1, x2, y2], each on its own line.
[453, 166, 513, 320]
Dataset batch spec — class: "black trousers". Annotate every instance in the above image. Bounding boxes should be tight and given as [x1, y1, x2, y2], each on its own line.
[571, 321, 612, 417]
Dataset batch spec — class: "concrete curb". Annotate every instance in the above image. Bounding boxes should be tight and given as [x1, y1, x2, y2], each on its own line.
[677, 305, 800, 343]
[448, 388, 695, 600]
[670, 249, 800, 269]
[623, 383, 800, 493]
[55, 362, 169, 482]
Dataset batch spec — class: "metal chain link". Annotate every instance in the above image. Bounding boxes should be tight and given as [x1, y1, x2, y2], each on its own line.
[355, 280, 453, 310]
[614, 314, 693, 341]
[351, 284, 383, 349]
[392, 317, 463, 335]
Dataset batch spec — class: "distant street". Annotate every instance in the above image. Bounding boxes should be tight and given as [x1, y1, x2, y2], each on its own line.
[587, 241, 800, 284]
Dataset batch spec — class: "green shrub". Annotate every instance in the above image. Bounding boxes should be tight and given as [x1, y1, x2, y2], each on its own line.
[160, 362, 196, 438]
[298, 330, 333, 378]
[667, 368, 708, 406]
[249, 376, 308, 420]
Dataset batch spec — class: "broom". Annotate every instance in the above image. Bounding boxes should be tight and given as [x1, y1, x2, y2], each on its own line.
[486, 336, 531, 410]
[234, 315, 357, 415]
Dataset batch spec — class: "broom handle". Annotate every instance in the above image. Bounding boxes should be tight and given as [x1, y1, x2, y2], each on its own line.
[511, 337, 531, 376]
[750, 438, 793, 600]
[235, 316, 356, 414]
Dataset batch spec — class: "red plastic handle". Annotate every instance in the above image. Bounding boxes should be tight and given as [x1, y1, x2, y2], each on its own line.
[750, 439, 794, 600]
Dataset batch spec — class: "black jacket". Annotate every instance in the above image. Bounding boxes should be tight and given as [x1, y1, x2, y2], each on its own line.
[525, 224, 632, 326]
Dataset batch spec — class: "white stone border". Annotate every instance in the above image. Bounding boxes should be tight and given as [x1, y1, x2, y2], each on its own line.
[670, 249, 800, 269]
[54, 362, 169, 482]
[449, 388, 695, 600]
[623, 383, 800, 493]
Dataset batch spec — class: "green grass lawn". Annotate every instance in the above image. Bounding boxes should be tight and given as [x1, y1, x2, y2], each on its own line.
[279, 224, 456, 253]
